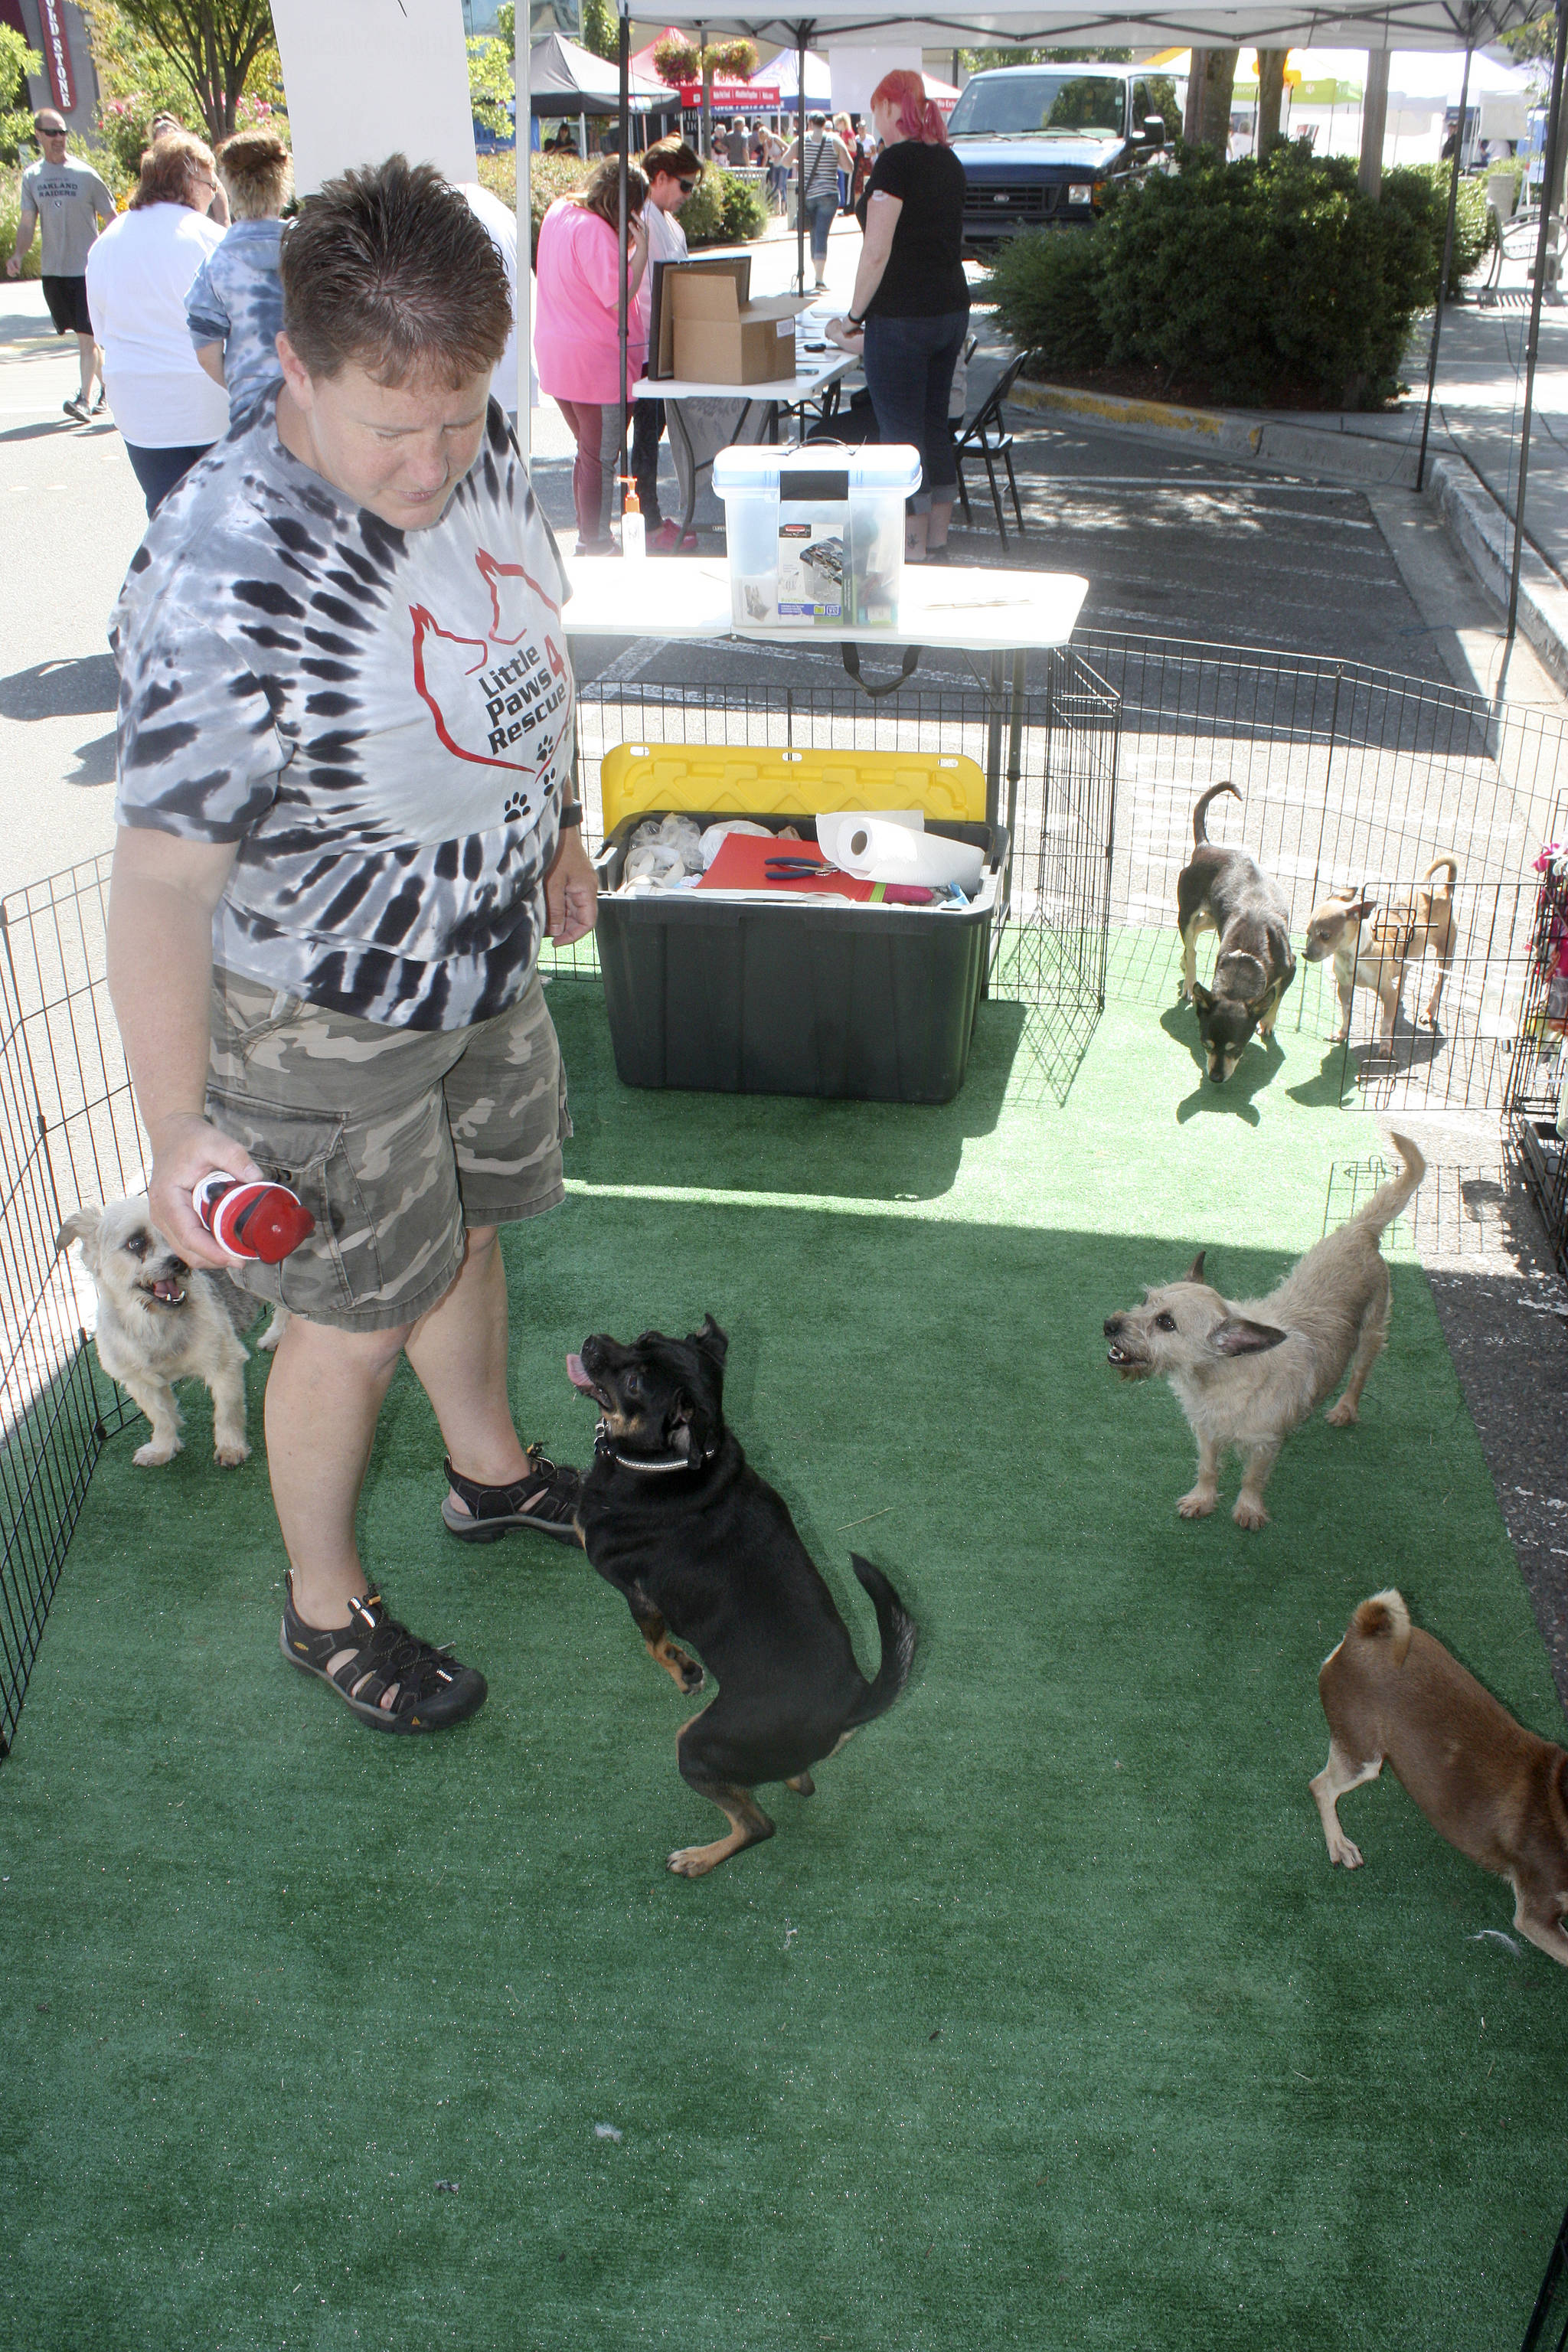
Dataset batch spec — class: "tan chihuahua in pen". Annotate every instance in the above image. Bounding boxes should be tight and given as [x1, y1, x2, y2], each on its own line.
[1312, 1589, 1568, 1968]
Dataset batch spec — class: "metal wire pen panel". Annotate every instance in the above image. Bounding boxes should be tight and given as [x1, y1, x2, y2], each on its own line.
[548, 663, 1123, 1103]
[1504, 855, 1568, 1279]
[0, 854, 149, 1753]
[1076, 633, 1568, 1111]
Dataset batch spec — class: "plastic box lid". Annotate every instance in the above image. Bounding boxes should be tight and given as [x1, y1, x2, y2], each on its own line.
[711, 442, 923, 495]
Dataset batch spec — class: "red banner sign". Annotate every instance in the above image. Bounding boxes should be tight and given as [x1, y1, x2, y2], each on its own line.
[36, 0, 75, 114]
[677, 82, 779, 108]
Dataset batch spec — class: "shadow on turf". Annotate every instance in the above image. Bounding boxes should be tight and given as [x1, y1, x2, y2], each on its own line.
[549, 982, 1032, 1201]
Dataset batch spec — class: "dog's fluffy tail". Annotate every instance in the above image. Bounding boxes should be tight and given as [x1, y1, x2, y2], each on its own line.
[1350, 1587, 1413, 1666]
[1421, 855, 1459, 889]
[1351, 1131, 1426, 1240]
[843, 1554, 918, 1730]
[1192, 782, 1240, 844]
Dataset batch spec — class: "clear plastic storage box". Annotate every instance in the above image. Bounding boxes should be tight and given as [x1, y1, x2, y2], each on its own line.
[711, 443, 922, 630]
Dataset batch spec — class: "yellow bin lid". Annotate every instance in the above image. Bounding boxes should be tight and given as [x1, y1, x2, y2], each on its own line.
[599, 741, 988, 835]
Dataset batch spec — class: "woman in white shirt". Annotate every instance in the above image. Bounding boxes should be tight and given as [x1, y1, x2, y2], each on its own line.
[630, 137, 701, 550]
[86, 132, 230, 514]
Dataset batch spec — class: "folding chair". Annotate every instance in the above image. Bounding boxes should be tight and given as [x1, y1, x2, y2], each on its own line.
[953, 350, 1028, 544]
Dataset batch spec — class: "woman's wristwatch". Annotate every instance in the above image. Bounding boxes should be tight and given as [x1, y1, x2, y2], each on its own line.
[845, 311, 866, 329]
[557, 801, 583, 828]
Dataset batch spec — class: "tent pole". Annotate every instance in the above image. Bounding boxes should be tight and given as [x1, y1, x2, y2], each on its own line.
[515, 0, 531, 458]
[618, 1, 630, 526]
[1413, 40, 1472, 493]
[795, 22, 808, 296]
[1508, 0, 1568, 641]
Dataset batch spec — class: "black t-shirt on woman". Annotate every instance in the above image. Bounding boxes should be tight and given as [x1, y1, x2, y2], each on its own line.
[861, 139, 969, 318]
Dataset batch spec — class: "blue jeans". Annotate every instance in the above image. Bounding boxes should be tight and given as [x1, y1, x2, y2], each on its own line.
[861, 310, 969, 513]
[125, 439, 214, 516]
[805, 196, 837, 274]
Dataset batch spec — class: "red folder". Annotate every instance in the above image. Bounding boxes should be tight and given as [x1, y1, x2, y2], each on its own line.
[696, 835, 876, 900]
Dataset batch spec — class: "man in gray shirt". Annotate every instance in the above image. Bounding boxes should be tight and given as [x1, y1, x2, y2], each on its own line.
[7, 109, 116, 421]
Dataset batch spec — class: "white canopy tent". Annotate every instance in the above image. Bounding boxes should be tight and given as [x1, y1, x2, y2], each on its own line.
[512, 0, 1557, 640]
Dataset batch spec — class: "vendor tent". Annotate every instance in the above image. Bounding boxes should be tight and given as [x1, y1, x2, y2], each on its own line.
[527, 31, 665, 113]
[746, 45, 832, 107]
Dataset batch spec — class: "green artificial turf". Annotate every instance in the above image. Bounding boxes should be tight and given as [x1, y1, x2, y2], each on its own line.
[2, 958, 1564, 2350]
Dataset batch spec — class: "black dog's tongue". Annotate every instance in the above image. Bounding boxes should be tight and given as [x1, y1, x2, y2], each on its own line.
[566, 1353, 596, 1393]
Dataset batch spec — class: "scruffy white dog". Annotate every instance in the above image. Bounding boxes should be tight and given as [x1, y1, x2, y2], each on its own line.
[57, 1195, 286, 1468]
[1101, 1135, 1425, 1530]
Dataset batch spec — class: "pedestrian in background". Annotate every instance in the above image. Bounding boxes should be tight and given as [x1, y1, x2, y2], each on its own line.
[534, 158, 649, 554]
[629, 138, 701, 550]
[86, 132, 230, 514]
[833, 112, 855, 207]
[834, 69, 968, 563]
[726, 118, 751, 166]
[185, 129, 292, 421]
[150, 112, 230, 222]
[784, 110, 852, 292]
[7, 109, 116, 423]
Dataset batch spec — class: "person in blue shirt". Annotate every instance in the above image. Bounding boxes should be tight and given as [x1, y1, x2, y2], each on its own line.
[185, 129, 291, 418]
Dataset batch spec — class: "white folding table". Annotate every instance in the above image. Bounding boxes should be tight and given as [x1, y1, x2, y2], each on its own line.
[560, 555, 1090, 837]
[631, 326, 858, 542]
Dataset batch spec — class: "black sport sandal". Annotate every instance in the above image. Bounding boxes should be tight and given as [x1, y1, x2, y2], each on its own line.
[280, 1579, 487, 1733]
[441, 1448, 583, 1546]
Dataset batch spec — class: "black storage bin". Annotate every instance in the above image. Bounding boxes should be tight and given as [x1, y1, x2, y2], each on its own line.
[594, 812, 1005, 1102]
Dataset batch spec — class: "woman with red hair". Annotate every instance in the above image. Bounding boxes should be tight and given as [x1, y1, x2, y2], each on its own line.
[831, 69, 968, 561]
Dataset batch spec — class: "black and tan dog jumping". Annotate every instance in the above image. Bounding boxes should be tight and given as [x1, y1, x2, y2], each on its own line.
[570, 1318, 916, 1877]
[1177, 782, 1296, 1083]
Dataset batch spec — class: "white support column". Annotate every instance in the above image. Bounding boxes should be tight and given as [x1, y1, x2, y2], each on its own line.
[516, 4, 532, 459]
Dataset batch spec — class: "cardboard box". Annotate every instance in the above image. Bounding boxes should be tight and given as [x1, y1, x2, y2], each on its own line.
[656, 257, 806, 386]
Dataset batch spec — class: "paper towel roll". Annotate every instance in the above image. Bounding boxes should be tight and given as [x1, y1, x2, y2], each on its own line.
[822, 814, 984, 894]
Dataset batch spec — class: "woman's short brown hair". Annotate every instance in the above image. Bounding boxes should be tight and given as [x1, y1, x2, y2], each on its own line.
[216, 128, 292, 220]
[575, 158, 647, 234]
[280, 155, 511, 388]
[129, 132, 215, 211]
[642, 138, 701, 185]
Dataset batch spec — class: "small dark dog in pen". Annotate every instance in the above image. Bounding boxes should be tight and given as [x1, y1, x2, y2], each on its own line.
[1177, 782, 1297, 1083]
[1102, 1135, 1424, 1530]
[1312, 1589, 1568, 1967]
[568, 1317, 916, 1877]
[57, 1194, 284, 1468]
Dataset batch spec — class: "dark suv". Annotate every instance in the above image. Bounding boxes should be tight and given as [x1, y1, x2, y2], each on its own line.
[947, 63, 1175, 247]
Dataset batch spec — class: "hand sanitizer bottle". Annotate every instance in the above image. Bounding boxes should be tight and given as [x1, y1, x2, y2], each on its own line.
[619, 479, 645, 560]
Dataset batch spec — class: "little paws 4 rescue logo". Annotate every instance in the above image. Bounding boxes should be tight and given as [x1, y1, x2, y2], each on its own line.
[409, 547, 571, 815]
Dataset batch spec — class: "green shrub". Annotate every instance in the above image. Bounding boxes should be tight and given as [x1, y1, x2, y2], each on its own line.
[988, 224, 1110, 371]
[479, 149, 593, 262]
[676, 164, 768, 246]
[1, 166, 41, 275]
[985, 144, 1459, 410]
[1382, 161, 1494, 297]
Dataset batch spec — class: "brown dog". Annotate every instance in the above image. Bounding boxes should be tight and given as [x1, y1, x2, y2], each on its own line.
[1302, 856, 1459, 1048]
[1311, 1589, 1568, 1966]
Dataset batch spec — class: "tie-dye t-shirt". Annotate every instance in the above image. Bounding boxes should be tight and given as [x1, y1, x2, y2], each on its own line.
[183, 217, 285, 418]
[111, 394, 573, 1033]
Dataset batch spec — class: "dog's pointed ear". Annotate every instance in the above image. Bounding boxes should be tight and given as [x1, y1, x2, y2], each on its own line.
[57, 1206, 101, 1257]
[1346, 897, 1377, 925]
[691, 1314, 728, 1368]
[1184, 1250, 1207, 1285]
[1191, 982, 1215, 1012]
[1208, 1316, 1288, 1356]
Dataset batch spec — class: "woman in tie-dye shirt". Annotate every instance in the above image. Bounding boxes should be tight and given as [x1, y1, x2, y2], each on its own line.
[107, 158, 596, 1740]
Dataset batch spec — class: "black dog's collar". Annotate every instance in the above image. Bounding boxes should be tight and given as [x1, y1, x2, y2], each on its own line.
[594, 1416, 717, 1475]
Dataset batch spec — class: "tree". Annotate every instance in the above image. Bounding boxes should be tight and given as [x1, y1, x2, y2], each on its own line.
[95, 0, 275, 140]
[1501, 14, 1556, 65]
[652, 32, 756, 159]
[961, 45, 1132, 70]
[1, 25, 42, 167]
[580, 0, 616, 64]
[1255, 48, 1289, 155]
[469, 36, 514, 137]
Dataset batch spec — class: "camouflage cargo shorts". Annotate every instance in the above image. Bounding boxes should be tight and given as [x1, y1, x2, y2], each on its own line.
[205, 966, 570, 1332]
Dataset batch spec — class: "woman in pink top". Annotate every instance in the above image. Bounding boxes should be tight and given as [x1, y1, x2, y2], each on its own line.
[535, 160, 649, 553]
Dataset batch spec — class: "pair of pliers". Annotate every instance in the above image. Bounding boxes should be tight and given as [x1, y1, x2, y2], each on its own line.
[764, 856, 835, 880]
